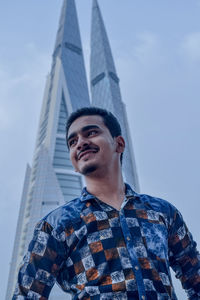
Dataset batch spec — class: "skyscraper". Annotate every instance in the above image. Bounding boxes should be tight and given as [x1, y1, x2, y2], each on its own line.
[6, 0, 89, 299]
[6, 1, 139, 299]
[90, 0, 139, 191]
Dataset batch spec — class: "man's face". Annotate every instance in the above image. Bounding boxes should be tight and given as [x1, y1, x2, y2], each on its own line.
[67, 115, 123, 176]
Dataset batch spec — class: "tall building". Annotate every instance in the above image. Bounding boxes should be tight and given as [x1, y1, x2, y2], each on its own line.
[90, 0, 139, 191]
[6, 0, 139, 299]
[6, 0, 90, 299]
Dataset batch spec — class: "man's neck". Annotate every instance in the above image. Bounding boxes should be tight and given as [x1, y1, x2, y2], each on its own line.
[85, 169, 125, 211]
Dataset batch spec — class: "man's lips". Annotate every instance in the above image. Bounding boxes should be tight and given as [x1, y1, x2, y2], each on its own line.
[78, 148, 99, 160]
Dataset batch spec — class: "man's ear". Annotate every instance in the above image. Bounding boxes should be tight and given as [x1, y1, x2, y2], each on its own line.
[115, 136, 125, 154]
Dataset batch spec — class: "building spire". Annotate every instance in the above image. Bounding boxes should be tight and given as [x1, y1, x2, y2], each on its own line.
[92, 0, 100, 10]
[90, 0, 140, 191]
[53, 0, 83, 59]
[90, 0, 118, 86]
[52, 0, 90, 110]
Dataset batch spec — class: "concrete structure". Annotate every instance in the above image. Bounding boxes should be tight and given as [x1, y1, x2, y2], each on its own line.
[90, 0, 139, 191]
[6, 0, 89, 299]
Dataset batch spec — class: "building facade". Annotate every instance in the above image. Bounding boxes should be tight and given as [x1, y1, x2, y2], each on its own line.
[90, 0, 139, 191]
[6, 1, 90, 299]
[6, 1, 139, 299]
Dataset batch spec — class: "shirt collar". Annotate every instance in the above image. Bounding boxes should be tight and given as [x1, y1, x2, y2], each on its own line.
[80, 182, 138, 202]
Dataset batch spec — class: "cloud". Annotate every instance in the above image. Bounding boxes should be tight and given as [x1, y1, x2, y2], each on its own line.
[132, 32, 160, 64]
[0, 43, 50, 131]
[181, 32, 200, 62]
[0, 104, 10, 130]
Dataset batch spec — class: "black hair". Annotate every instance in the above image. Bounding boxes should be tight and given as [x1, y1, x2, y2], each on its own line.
[66, 106, 123, 163]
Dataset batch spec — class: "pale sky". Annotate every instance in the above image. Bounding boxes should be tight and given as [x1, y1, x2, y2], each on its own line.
[0, 1, 200, 299]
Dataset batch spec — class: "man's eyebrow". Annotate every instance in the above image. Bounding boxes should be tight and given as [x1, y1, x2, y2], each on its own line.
[67, 125, 100, 143]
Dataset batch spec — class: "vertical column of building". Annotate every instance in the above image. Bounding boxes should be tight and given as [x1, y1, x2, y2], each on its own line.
[90, 0, 139, 192]
[6, 1, 90, 299]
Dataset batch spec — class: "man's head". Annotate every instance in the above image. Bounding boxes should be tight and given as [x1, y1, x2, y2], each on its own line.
[66, 107, 125, 176]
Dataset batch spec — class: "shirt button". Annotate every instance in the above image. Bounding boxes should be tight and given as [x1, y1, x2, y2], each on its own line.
[135, 266, 139, 270]
[126, 236, 130, 241]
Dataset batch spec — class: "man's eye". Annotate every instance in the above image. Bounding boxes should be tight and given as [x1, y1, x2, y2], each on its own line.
[69, 139, 76, 147]
[88, 130, 97, 136]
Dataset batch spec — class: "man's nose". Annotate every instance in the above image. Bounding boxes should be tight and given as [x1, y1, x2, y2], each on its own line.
[77, 136, 89, 150]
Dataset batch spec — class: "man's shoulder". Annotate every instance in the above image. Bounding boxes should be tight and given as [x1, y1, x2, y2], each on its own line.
[42, 196, 84, 231]
[126, 183, 177, 217]
[137, 192, 177, 217]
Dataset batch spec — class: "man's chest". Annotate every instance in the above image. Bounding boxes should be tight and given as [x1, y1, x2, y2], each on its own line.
[64, 200, 169, 278]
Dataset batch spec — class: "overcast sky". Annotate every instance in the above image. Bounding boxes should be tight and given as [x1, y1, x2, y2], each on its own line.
[0, 1, 200, 299]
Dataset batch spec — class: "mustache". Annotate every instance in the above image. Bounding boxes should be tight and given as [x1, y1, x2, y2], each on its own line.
[77, 145, 99, 159]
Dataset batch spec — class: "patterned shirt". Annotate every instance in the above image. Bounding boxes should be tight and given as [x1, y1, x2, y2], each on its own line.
[13, 184, 200, 300]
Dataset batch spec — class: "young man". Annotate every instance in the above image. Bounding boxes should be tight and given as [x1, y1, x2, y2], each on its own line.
[13, 107, 200, 300]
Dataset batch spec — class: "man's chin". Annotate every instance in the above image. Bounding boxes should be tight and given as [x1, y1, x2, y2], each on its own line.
[80, 164, 98, 176]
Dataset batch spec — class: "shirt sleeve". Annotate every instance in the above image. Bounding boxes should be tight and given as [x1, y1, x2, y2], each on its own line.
[12, 219, 66, 300]
[168, 209, 200, 299]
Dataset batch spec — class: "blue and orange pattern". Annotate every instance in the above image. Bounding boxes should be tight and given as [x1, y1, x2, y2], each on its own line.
[13, 184, 200, 299]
